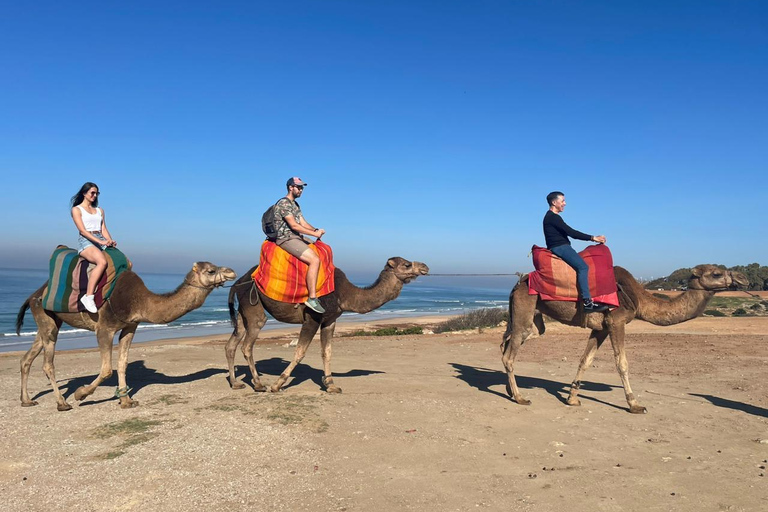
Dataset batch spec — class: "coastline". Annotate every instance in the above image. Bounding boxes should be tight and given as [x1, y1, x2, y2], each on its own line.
[0, 313, 458, 357]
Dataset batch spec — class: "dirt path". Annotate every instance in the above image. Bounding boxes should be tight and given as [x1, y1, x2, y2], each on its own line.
[1, 317, 767, 511]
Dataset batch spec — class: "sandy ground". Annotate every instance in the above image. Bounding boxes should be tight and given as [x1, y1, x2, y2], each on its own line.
[1, 315, 767, 511]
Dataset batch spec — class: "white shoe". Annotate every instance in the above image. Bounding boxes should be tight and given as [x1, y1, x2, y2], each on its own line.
[80, 294, 98, 313]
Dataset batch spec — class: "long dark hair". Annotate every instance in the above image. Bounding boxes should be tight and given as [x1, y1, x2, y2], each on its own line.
[70, 182, 100, 208]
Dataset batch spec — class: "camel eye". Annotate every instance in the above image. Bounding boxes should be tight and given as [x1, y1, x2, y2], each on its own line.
[713, 272, 722, 278]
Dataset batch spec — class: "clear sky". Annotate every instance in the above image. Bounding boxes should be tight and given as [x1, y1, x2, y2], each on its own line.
[1, 1, 765, 282]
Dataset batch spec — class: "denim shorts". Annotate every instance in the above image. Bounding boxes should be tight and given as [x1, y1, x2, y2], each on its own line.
[78, 232, 107, 253]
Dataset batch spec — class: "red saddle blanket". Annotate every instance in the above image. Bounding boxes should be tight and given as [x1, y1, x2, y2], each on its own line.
[252, 240, 336, 303]
[528, 244, 620, 307]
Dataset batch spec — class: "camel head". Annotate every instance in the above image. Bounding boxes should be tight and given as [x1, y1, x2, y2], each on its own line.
[688, 265, 749, 292]
[385, 257, 430, 284]
[186, 262, 237, 289]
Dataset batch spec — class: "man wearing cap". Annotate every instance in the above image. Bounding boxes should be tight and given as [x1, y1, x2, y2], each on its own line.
[273, 177, 327, 313]
[544, 191, 609, 313]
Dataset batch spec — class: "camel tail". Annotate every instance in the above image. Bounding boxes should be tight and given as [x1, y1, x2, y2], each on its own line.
[16, 298, 31, 336]
[228, 284, 239, 331]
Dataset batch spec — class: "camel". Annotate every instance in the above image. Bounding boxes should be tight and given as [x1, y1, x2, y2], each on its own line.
[17, 262, 236, 411]
[225, 257, 429, 393]
[501, 264, 749, 413]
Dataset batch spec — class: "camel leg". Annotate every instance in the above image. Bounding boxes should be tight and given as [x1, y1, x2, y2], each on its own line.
[73, 328, 117, 402]
[115, 326, 138, 409]
[38, 333, 72, 411]
[224, 313, 248, 389]
[608, 324, 646, 414]
[500, 290, 538, 405]
[271, 319, 321, 392]
[319, 321, 341, 393]
[234, 306, 268, 392]
[566, 329, 608, 406]
[20, 335, 45, 407]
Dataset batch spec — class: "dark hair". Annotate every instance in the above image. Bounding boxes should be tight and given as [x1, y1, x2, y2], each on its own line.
[71, 182, 99, 208]
[546, 191, 564, 206]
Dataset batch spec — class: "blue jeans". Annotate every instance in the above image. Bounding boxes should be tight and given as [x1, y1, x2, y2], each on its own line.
[551, 245, 591, 301]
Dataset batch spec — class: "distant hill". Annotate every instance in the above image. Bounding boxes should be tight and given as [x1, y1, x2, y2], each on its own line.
[644, 263, 768, 291]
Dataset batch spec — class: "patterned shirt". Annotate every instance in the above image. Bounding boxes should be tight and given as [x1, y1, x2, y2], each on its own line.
[273, 198, 304, 243]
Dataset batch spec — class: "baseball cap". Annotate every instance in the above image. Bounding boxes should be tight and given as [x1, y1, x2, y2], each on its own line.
[287, 177, 307, 187]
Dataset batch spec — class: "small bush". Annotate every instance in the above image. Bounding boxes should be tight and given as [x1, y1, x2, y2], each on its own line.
[346, 326, 423, 337]
[434, 307, 508, 333]
[732, 308, 749, 317]
[703, 309, 726, 317]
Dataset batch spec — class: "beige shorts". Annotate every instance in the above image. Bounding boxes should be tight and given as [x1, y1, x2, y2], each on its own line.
[277, 237, 311, 258]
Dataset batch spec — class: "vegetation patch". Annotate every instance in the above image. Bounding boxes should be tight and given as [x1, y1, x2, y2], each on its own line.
[434, 308, 508, 333]
[91, 418, 164, 459]
[267, 395, 329, 433]
[92, 418, 163, 439]
[345, 326, 423, 337]
[703, 309, 726, 317]
[151, 394, 189, 406]
[732, 308, 749, 317]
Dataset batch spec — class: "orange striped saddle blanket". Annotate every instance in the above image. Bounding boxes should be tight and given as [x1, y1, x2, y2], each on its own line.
[527, 244, 620, 307]
[252, 240, 336, 303]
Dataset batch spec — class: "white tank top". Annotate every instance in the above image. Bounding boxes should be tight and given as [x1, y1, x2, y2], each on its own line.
[77, 205, 103, 232]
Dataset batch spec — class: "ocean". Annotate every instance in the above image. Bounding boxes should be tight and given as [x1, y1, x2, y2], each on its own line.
[0, 268, 517, 353]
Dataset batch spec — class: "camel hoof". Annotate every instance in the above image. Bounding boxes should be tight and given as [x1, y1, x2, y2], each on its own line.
[230, 380, 246, 390]
[515, 398, 531, 406]
[567, 398, 582, 407]
[120, 399, 139, 409]
[326, 385, 342, 394]
[629, 405, 647, 414]
[57, 402, 73, 412]
[74, 386, 89, 401]
[21, 400, 38, 407]
[269, 385, 282, 393]
[253, 383, 267, 392]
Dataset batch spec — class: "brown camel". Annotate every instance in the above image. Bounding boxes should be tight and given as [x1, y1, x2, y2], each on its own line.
[225, 257, 429, 393]
[17, 262, 236, 411]
[501, 264, 749, 413]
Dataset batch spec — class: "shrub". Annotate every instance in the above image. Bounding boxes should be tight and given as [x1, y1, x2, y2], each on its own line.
[345, 326, 423, 337]
[703, 309, 726, 317]
[732, 308, 749, 317]
[434, 307, 508, 333]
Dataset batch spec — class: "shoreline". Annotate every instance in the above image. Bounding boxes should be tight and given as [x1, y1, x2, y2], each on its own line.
[0, 313, 458, 357]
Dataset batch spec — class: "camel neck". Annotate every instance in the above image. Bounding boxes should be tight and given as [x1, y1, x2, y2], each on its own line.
[636, 288, 714, 326]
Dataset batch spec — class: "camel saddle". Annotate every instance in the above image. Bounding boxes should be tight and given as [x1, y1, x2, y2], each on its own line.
[252, 239, 336, 303]
[42, 246, 131, 312]
[528, 244, 620, 307]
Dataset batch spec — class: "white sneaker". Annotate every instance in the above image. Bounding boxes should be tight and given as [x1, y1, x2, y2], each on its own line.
[80, 294, 98, 313]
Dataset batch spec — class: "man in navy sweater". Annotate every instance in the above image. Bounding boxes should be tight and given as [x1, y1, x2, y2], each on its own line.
[543, 191, 609, 312]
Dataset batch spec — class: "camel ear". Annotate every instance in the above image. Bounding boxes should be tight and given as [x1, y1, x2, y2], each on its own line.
[691, 266, 703, 278]
[192, 263, 199, 272]
[386, 258, 396, 269]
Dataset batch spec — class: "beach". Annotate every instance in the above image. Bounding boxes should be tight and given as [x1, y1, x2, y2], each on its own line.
[1, 314, 767, 511]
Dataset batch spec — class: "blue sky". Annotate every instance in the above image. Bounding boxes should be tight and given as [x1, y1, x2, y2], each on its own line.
[1, 1, 765, 282]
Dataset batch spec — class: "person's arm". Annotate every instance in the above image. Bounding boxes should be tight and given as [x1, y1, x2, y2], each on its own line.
[284, 214, 324, 238]
[72, 207, 109, 245]
[553, 214, 593, 241]
[99, 209, 117, 247]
